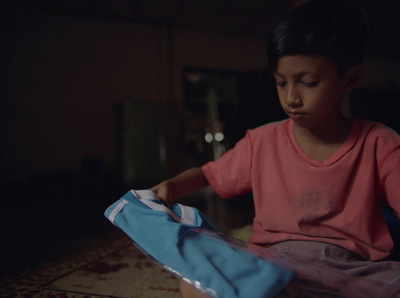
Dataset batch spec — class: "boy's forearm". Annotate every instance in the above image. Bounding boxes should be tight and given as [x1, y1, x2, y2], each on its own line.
[171, 167, 209, 198]
[151, 167, 209, 204]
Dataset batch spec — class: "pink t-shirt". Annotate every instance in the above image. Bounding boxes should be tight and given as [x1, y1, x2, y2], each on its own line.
[202, 118, 400, 261]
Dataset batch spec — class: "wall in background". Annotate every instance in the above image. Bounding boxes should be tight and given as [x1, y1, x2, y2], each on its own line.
[0, 9, 267, 192]
[1, 8, 399, 194]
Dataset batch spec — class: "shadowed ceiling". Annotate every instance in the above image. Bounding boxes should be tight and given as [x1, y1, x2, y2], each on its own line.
[1, 0, 399, 58]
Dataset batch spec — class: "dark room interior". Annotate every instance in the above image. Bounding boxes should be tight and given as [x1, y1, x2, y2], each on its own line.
[1, 0, 399, 296]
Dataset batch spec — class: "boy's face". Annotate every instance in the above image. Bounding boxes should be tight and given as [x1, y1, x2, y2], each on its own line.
[274, 55, 348, 130]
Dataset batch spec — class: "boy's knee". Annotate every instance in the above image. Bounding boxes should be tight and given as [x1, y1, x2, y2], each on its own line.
[179, 279, 209, 298]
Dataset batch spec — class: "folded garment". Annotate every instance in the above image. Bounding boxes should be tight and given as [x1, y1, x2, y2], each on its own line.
[105, 190, 295, 298]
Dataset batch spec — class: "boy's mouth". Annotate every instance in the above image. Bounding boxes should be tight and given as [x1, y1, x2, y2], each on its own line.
[287, 111, 306, 121]
[287, 111, 306, 116]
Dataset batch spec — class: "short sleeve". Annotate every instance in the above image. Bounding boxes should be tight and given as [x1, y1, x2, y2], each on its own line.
[380, 146, 400, 214]
[202, 132, 253, 199]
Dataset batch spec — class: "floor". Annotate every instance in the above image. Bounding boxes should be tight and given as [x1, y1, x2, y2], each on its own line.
[0, 186, 255, 283]
[0, 193, 117, 282]
[4, 185, 400, 297]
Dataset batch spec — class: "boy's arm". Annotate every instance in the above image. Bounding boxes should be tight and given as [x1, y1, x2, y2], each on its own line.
[150, 167, 209, 206]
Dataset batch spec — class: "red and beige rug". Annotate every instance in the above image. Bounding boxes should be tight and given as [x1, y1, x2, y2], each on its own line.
[2, 222, 398, 297]
[0, 232, 181, 297]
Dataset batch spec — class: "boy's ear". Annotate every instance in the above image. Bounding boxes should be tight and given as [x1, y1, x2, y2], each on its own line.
[344, 65, 364, 92]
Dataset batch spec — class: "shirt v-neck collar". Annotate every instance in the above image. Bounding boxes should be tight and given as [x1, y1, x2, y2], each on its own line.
[287, 118, 361, 167]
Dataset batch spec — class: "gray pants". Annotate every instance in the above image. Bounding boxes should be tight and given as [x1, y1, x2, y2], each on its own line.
[266, 241, 400, 297]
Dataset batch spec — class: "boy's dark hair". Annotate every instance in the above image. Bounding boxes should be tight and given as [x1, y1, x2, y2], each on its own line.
[268, 0, 370, 74]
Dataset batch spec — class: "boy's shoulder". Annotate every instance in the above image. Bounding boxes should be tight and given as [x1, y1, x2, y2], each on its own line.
[356, 118, 400, 147]
[245, 119, 289, 145]
[358, 118, 399, 137]
[249, 119, 289, 135]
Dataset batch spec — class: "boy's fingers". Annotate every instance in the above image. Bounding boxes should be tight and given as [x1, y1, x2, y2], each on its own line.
[150, 187, 171, 206]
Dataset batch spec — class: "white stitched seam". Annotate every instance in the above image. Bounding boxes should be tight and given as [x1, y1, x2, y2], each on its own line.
[108, 199, 128, 224]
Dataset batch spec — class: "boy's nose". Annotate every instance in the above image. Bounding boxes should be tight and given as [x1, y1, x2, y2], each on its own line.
[285, 86, 302, 107]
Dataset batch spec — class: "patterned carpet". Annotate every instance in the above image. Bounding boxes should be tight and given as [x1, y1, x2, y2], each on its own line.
[2, 224, 398, 297]
[0, 232, 181, 298]
[0, 191, 255, 298]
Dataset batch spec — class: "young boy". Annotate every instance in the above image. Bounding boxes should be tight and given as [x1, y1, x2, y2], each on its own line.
[152, 0, 400, 296]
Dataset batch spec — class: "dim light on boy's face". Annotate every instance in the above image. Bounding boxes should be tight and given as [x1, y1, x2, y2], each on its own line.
[274, 55, 350, 130]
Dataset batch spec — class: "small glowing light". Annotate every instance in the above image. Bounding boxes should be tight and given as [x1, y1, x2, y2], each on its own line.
[214, 132, 224, 142]
[205, 132, 213, 143]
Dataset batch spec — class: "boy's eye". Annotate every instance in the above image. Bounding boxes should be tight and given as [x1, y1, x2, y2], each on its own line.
[301, 81, 319, 87]
[276, 81, 286, 87]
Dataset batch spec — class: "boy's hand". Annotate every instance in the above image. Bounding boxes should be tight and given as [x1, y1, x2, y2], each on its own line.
[150, 167, 208, 207]
[150, 180, 174, 206]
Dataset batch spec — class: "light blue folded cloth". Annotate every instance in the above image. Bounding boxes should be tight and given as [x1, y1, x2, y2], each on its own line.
[105, 190, 295, 297]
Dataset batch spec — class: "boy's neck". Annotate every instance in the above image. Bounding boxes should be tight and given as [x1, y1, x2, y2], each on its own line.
[293, 116, 352, 162]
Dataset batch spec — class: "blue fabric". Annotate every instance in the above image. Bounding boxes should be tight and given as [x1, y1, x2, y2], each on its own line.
[105, 190, 295, 297]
